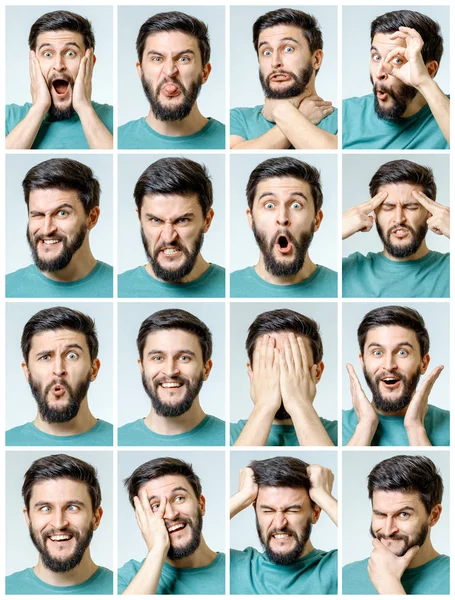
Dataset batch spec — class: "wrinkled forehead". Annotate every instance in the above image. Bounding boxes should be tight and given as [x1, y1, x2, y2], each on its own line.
[372, 489, 426, 514]
[375, 182, 426, 207]
[28, 188, 82, 212]
[363, 325, 419, 352]
[371, 32, 407, 55]
[256, 485, 308, 508]
[254, 177, 313, 204]
[35, 30, 86, 51]
[143, 30, 201, 57]
[141, 193, 204, 219]
[29, 328, 89, 354]
[258, 24, 309, 50]
[138, 474, 195, 500]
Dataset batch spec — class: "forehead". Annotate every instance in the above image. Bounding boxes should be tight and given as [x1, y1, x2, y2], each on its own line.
[372, 489, 425, 513]
[376, 183, 425, 207]
[364, 325, 418, 349]
[29, 329, 89, 353]
[144, 30, 200, 56]
[138, 474, 195, 499]
[371, 32, 407, 55]
[29, 478, 91, 505]
[36, 30, 85, 50]
[28, 188, 82, 212]
[141, 193, 203, 219]
[143, 328, 203, 358]
[254, 177, 313, 202]
[257, 485, 308, 508]
[258, 24, 308, 49]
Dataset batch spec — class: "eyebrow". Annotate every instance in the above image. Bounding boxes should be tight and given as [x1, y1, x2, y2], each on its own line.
[148, 486, 189, 502]
[146, 349, 197, 357]
[146, 49, 195, 57]
[367, 341, 414, 350]
[258, 37, 300, 49]
[258, 191, 308, 201]
[34, 343, 85, 358]
[33, 499, 86, 508]
[144, 212, 195, 221]
[373, 506, 416, 516]
[29, 202, 75, 216]
[38, 41, 82, 51]
[259, 503, 302, 510]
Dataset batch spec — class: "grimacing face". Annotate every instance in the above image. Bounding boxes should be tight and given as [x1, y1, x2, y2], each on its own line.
[24, 478, 102, 572]
[374, 183, 431, 260]
[247, 177, 323, 277]
[140, 474, 205, 559]
[22, 329, 100, 423]
[360, 325, 429, 414]
[370, 489, 441, 557]
[139, 193, 214, 283]
[139, 328, 212, 417]
[257, 25, 322, 99]
[136, 30, 211, 121]
[255, 485, 320, 564]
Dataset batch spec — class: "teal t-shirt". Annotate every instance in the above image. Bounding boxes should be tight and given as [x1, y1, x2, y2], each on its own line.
[6, 261, 113, 298]
[5, 102, 113, 150]
[343, 555, 450, 595]
[230, 547, 337, 595]
[230, 418, 338, 446]
[231, 265, 337, 298]
[230, 105, 338, 144]
[342, 94, 449, 149]
[118, 117, 225, 149]
[118, 415, 225, 446]
[6, 420, 113, 447]
[118, 264, 225, 298]
[118, 552, 225, 594]
[342, 404, 450, 447]
[342, 251, 449, 298]
[6, 565, 113, 595]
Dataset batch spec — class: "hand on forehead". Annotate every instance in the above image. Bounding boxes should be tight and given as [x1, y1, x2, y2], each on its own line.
[258, 331, 314, 362]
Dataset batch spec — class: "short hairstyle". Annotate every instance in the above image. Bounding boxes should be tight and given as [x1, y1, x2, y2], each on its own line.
[134, 158, 213, 218]
[357, 305, 429, 358]
[23, 158, 100, 215]
[246, 157, 323, 214]
[124, 457, 202, 507]
[136, 11, 210, 65]
[137, 309, 212, 364]
[371, 10, 443, 66]
[249, 457, 314, 506]
[369, 160, 437, 201]
[28, 10, 95, 51]
[22, 454, 102, 513]
[253, 8, 323, 56]
[246, 309, 323, 366]
[368, 455, 443, 515]
[21, 306, 99, 365]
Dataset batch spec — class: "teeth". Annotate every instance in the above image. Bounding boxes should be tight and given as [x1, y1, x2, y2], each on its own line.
[168, 524, 185, 533]
[49, 535, 72, 541]
[42, 239, 60, 245]
[161, 383, 182, 388]
[163, 248, 179, 255]
[273, 533, 291, 539]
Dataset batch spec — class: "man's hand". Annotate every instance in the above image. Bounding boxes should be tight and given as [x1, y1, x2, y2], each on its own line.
[248, 335, 281, 416]
[230, 467, 258, 518]
[342, 192, 387, 240]
[280, 333, 316, 416]
[298, 94, 334, 125]
[412, 190, 450, 238]
[346, 363, 378, 446]
[29, 51, 51, 113]
[404, 365, 443, 446]
[73, 49, 94, 113]
[133, 490, 170, 556]
[261, 97, 299, 122]
[384, 28, 431, 90]
[368, 538, 419, 595]
[307, 465, 338, 526]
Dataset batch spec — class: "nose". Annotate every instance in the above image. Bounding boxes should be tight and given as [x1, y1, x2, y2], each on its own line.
[276, 207, 290, 227]
[383, 352, 398, 372]
[271, 50, 283, 69]
[53, 356, 67, 377]
[161, 222, 178, 243]
[376, 59, 389, 81]
[52, 53, 66, 73]
[42, 215, 57, 235]
[52, 508, 70, 529]
[393, 205, 406, 224]
[163, 58, 178, 78]
[272, 511, 288, 530]
[162, 357, 180, 377]
[383, 516, 399, 537]
[163, 500, 178, 521]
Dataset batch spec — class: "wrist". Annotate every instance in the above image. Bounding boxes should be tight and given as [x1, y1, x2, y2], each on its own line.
[272, 100, 295, 121]
[74, 101, 94, 118]
[30, 102, 49, 120]
[374, 577, 406, 595]
[251, 401, 279, 419]
[415, 75, 436, 95]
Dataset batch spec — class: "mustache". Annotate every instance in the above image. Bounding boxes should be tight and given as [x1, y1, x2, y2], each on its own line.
[47, 73, 74, 87]
[267, 70, 297, 83]
[154, 376, 188, 386]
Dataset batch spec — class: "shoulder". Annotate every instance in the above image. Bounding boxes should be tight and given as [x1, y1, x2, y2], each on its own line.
[230, 547, 259, 564]
[6, 423, 31, 446]
[6, 103, 32, 131]
[230, 267, 253, 282]
[343, 95, 373, 112]
[343, 557, 369, 576]
[315, 265, 338, 279]
[230, 106, 259, 118]
[96, 261, 114, 276]
[118, 558, 143, 582]
[6, 568, 34, 590]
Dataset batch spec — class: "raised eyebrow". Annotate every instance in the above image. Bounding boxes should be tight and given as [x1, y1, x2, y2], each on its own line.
[38, 42, 81, 51]
[258, 36, 300, 49]
[35, 343, 84, 358]
[29, 202, 74, 217]
[370, 45, 381, 54]
[367, 341, 414, 350]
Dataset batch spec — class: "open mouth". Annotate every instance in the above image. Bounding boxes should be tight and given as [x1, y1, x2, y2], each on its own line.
[167, 523, 187, 534]
[160, 83, 182, 98]
[275, 234, 293, 254]
[380, 376, 401, 390]
[376, 89, 389, 101]
[52, 79, 70, 96]
[48, 533, 73, 543]
[270, 73, 292, 83]
[391, 228, 409, 239]
[160, 381, 184, 389]
[160, 246, 182, 257]
[51, 383, 67, 398]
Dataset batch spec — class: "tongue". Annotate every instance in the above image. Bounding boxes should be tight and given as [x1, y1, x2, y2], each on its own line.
[161, 84, 180, 97]
[54, 81, 69, 95]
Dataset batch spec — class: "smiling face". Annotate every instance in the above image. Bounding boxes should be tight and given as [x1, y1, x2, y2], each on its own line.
[257, 25, 321, 99]
[247, 176, 322, 277]
[374, 183, 430, 259]
[137, 31, 211, 121]
[139, 328, 212, 417]
[139, 193, 213, 283]
[140, 474, 205, 559]
[24, 478, 101, 572]
[22, 329, 99, 423]
[255, 485, 320, 564]
[360, 325, 429, 414]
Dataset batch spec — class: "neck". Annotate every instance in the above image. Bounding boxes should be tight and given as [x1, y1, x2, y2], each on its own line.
[145, 254, 210, 284]
[166, 536, 217, 569]
[300, 539, 315, 559]
[41, 243, 97, 282]
[34, 549, 98, 587]
[400, 91, 428, 119]
[144, 398, 206, 435]
[33, 398, 97, 436]
[382, 240, 429, 262]
[145, 103, 208, 137]
[407, 536, 439, 569]
[255, 253, 317, 285]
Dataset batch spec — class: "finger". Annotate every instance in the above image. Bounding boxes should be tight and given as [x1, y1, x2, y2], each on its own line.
[255, 335, 268, 370]
[363, 191, 388, 212]
[296, 336, 309, 374]
[157, 496, 167, 519]
[138, 488, 153, 515]
[416, 365, 444, 398]
[398, 26, 421, 38]
[427, 216, 443, 235]
[133, 496, 146, 526]
[384, 47, 406, 66]
[279, 348, 288, 373]
[77, 56, 87, 80]
[283, 336, 295, 371]
[411, 189, 435, 213]
[265, 335, 276, 367]
[289, 333, 303, 371]
[360, 215, 375, 232]
[346, 363, 366, 396]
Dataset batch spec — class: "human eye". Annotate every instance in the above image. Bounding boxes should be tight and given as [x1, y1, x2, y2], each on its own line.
[371, 53, 381, 62]
[283, 45, 294, 53]
[263, 49, 272, 57]
[399, 511, 410, 518]
[151, 502, 160, 512]
[264, 201, 275, 209]
[43, 51, 52, 58]
[57, 210, 68, 217]
[175, 495, 186, 503]
[67, 504, 79, 511]
[177, 217, 190, 224]
[381, 204, 394, 212]
[149, 216, 162, 224]
[151, 355, 163, 362]
[66, 50, 76, 57]
[291, 201, 302, 209]
[179, 355, 191, 362]
[372, 349, 382, 357]
[392, 57, 403, 65]
[179, 55, 191, 62]
[67, 351, 78, 360]
[40, 505, 51, 512]
[39, 354, 51, 361]
[151, 56, 162, 62]
[397, 349, 408, 357]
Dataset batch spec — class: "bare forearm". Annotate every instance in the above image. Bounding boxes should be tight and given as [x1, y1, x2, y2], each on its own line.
[230, 491, 254, 519]
[273, 104, 337, 149]
[234, 405, 275, 446]
[5, 105, 47, 149]
[311, 489, 338, 526]
[418, 79, 450, 143]
[405, 424, 432, 446]
[230, 126, 290, 149]
[78, 105, 113, 149]
[289, 404, 334, 446]
[122, 548, 166, 595]
[347, 421, 378, 446]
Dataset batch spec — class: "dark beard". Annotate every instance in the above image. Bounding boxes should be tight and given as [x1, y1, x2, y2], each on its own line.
[274, 402, 291, 421]
[47, 75, 76, 121]
[372, 79, 418, 121]
[260, 63, 314, 99]
[370, 521, 428, 557]
[363, 368, 420, 413]
[27, 224, 88, 272]
[29, 372, 92, 423]
[252, 222, 314, 277]
[29, 522, 94, 572]
[141, 227, 204, 283]
[141, 372, 204, 417]
[256, 514, 312, 565]
[141, 74, 202, 121]
[167, 511, 203, 560]
[376, 221, 428, 259]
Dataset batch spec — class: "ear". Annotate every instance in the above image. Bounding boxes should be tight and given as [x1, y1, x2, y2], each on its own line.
[311, 503, 322, 524]
[90, 358, 101, 382]
[314, 361, 324, 383]
[92, 53, 97, 68]
[201, 62, 212, 84]
[312, 49, 323, 73]
[92, 506, 103, 531]
[202, 359, 213, 381]
[203, 208, 215, 233]
[136, 207, 141, 221]
[313, 209, 323, 233]
[22, 361, 30, 383]
[199, 494, 206, 516]
[420, 353, 430, 375]
[23, 507, 30, 527]
[246, 208, 253, 230]
[426, 60, 439, 79]
[359, 353, 365, 370]
[87, 206, 101, 230]
[136, 61, 143, 80]
[247, 362, 253, 379]
[138, 358, 144, 375]
[428, 503, 442, 527]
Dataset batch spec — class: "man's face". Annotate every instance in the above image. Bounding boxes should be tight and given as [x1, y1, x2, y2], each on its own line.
[255, 485, 319, 564]
[139, 474, 205, 559]
[370, 33, 418, 120]
[35, 31, 88, 121]
[360, 325, 429, 413]
[137, 31, 211, 121]
[22, 329, 99, 423]
[139, 193, 213, 283]
[247, 177, 322, 277]
[24, 478, 101, 572]
[257, 25, 321, 99]
[27, 188, 97, 273]
[371, 490, 434, 557]
[139, 329, 212, 417]
[374, 183, 430, 259]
